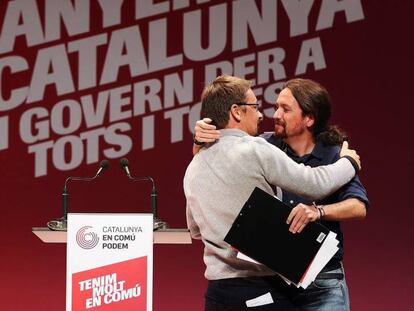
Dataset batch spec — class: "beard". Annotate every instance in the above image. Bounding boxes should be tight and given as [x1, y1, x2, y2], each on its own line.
[275, 122, 308, 139]
[274, 122, 287, 138]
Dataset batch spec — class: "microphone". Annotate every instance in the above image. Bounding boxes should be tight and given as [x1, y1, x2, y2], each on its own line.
[95, 159, 110, 177]
[119, 158, 167, 230]
[47, 160, 110, 231]
[120, 157, 132, 177]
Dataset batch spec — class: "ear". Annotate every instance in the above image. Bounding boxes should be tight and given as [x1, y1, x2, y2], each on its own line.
[305, 114, 315, 128]
[230, 104, 242, 122]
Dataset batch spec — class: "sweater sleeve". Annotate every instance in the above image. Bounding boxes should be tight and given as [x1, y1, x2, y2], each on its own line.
[183, 169, 201, 239]
[186, 205, 201, 239]
[255, 139, 356, 200]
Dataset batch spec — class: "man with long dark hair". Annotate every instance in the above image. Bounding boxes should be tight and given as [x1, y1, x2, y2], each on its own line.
[193, 78, 369, 310]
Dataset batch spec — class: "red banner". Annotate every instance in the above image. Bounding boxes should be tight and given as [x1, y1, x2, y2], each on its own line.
[1, 1, 413, 310]
[72, 257, 147, 310]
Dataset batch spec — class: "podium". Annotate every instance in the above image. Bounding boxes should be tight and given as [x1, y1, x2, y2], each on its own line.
[33, 214, 191, 311]
[32, 227, 192, 244]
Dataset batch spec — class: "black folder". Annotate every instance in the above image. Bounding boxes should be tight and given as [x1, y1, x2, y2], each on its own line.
[224, 187, 330, 284]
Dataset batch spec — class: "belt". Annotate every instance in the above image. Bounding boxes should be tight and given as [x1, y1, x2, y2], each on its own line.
[209, 262, 344, 285]
[321, 261, 342, 272]
[318, 261, 344, 280]
[317, 272, 344, 280]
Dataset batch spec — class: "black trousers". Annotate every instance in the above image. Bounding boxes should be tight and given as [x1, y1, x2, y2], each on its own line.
[205, 276, 298, 311]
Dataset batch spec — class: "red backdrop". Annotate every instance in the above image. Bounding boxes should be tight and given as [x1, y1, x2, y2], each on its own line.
[0, 1, 413, 310]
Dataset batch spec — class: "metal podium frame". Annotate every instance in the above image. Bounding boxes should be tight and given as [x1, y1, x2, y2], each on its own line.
[32, 227, 192, 244]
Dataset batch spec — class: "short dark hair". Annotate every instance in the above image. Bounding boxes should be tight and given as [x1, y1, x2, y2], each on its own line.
[200, 75, 252, 129]
[284, 78, 346, 145]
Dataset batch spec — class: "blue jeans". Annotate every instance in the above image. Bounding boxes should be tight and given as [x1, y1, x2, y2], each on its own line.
[204, 267, 349, 311]
[291, 266, 350, 311]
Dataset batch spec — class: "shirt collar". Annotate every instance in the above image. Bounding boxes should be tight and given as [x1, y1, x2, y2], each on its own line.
[282, 139, 324, 161]
[219, 128, 249, 138]
[311, 141, 326, 160]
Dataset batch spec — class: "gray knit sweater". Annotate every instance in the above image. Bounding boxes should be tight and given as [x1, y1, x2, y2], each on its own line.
[184, 129, 355, 280]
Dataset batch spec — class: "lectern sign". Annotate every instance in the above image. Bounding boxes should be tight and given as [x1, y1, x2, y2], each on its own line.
[67, 214, 153, 311]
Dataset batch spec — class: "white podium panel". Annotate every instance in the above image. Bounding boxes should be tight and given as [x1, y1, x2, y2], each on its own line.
[66, 213, 153, 311]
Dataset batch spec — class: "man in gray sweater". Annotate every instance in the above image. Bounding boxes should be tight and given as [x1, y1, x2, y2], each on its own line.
[184, 75, 360, 310]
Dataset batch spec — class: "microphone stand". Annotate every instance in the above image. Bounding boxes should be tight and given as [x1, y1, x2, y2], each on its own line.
[47, 161, 108, 231]
[127, 175, 168, 230]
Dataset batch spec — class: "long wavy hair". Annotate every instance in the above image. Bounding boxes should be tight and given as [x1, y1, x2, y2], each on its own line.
[284, 78, 346, 145]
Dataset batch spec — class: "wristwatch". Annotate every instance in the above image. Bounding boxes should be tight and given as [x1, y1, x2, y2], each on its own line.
[193, 134, 205, 146]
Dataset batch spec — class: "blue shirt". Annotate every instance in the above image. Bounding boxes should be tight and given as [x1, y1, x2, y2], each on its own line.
[261, 132, 369, 266]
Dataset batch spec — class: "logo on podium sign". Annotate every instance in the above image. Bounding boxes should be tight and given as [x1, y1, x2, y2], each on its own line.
[67, 214, 153, 311]
[76, 226, 99, 249]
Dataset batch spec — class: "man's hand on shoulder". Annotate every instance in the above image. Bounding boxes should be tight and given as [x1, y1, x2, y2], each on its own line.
[194, 118, 220, 143]
[340, 141, 361, 172]
[192, 118, 221, 155]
